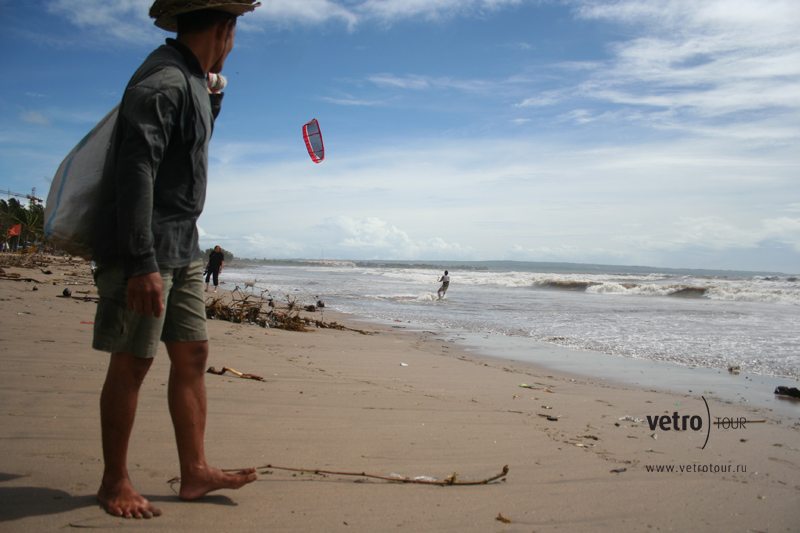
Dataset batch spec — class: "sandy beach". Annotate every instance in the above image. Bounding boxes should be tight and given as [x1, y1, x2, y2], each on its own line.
[1, 256, 799, 532]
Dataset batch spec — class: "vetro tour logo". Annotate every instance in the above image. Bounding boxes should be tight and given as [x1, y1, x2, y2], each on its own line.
[643, 396, 750, 450]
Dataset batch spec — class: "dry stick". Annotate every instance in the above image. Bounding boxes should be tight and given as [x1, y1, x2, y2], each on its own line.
[239, 464, 507, 486]
[168, 465, 509, 489]
[0, 275, 43, 283]
[57, 294, 99, 301]
[206, 366, 265, 382]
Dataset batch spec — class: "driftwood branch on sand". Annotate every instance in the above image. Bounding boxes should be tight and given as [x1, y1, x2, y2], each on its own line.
[168, 464, 509, 488]
[206, 366, 265, 382]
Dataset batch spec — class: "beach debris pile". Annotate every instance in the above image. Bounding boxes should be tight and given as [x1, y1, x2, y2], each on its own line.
[1, 254, 95, 289]
[205, 287, 374, 334]
[0, 270, 43, 283]
[0, 252, 55, 269]
[205, 288, 316, 331]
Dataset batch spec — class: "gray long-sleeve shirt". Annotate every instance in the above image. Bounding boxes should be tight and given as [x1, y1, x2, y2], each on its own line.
[93, 39, 222, 278]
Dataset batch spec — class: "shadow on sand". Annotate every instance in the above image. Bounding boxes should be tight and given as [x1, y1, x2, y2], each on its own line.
[0, 473, 238, 524]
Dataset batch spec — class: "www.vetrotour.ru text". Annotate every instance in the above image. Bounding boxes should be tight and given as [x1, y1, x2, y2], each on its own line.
[645, 464, 746, 473]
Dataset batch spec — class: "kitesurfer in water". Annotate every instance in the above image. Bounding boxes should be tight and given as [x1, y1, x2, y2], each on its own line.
[437, 270, 450, 299]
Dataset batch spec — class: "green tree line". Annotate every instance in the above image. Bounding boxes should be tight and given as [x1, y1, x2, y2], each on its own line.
[0, 199, 240, 258]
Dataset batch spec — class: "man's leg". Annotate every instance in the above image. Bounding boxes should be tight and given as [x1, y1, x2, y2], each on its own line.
[165, 340, 257, 500]
[97, 352, 162, 519]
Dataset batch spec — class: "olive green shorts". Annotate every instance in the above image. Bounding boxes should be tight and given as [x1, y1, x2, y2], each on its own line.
[92, 259, 208, 358]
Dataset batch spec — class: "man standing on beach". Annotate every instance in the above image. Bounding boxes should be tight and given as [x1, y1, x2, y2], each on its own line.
[205, 245, 225, 292]
[91, 0, 260, 519]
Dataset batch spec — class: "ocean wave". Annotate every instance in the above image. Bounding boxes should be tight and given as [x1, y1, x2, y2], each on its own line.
[534, 280, 599, 291]
[705, 287, 800, 305]
[529, 278, 800, 305]
[229, 264, 800, 380]
[230, 266, 800, 307]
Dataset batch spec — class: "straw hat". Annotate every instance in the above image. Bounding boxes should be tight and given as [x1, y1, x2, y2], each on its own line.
[149, 0, 261, 32]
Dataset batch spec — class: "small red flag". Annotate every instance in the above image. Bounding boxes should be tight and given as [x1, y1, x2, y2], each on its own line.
[7, 223, 22, 237]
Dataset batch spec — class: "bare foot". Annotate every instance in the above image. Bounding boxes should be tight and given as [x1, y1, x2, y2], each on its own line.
[179, 466, 257, 501]
[97, 477, 162, 519]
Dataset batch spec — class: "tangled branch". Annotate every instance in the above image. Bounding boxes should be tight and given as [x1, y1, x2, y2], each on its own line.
[250, 464, 510, 485]
[169, 464, 508, 489]
[205, 290, 374, 335]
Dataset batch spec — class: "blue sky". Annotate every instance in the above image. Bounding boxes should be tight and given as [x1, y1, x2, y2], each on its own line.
[2, 0, 799, 273]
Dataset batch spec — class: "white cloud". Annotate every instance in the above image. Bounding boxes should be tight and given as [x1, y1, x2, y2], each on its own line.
[18, 108, 50, 126]
[507, 243, 581, 259]
[367, 73, 500, 95]
[571, 0, 800, 127]
[319, 96, 386, 106]
[199, 128, 798, 269]
[498, 41, 532, 50]
[240, 233, 308, 257]
[355, 0, 524, 21]
[251, 0, 358, 29]
[505, 243, 634, 264]
[760, 217, 800, 251]
[516, 90, 565, 107]
[506, 1, 800, 146]
[616, 216, 800, 255]
[211, 141, 289, 165]
[368, 74, 432, 90]
[43, 0, 532, 48]
[503, 214, 800, 267]
[49, 0, 528, 35]
[314, 215, 473, 259]
[668, 217, 763, 251]
[556, 109, 596, 124]
[47, 0, 159, 44]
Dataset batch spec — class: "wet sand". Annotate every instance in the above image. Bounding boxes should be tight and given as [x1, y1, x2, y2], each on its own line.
[1, 256, 799, 531]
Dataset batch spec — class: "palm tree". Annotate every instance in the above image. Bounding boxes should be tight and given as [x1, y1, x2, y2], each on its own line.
[0, 199, 14, 234]
[1, 197, 46, 248]
[21, 202, 45, 244]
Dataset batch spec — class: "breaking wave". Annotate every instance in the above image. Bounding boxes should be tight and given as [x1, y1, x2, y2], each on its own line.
[530, 277, 800, 305]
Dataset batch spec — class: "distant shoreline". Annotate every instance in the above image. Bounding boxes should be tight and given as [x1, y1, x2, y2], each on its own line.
[223, 258, 794, 277]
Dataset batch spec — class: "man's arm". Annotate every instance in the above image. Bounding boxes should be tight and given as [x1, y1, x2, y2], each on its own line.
[114, 83, 179, 279]
[114, 73, 183, 315]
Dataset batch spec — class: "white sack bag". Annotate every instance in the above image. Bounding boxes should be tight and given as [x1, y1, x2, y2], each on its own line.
[44, 105, 119, 260]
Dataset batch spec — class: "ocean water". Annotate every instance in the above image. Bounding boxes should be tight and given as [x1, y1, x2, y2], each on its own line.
[223, 262, 800, 383]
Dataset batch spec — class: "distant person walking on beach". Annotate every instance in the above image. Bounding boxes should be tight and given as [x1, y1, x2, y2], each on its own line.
[90, 0, 260, 519]
[205, 245, 225, 292]
[438, 270, 450, 299]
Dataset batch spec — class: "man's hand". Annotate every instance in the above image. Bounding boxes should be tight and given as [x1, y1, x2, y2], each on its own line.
[127, 272, 164, 318]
